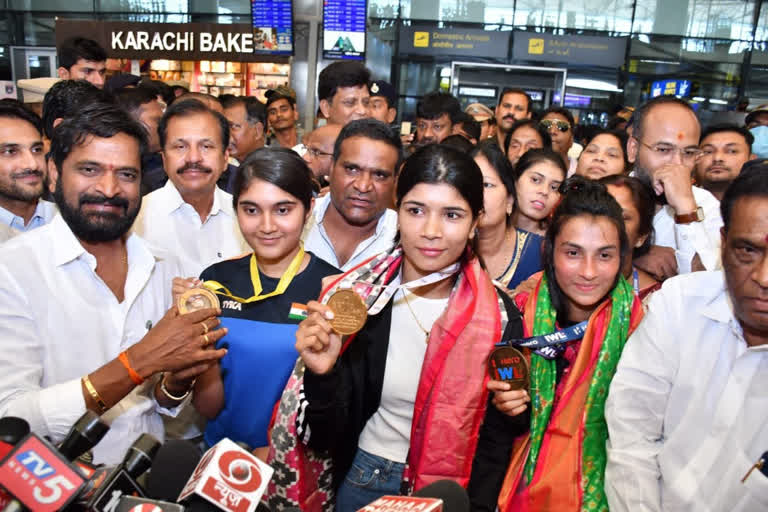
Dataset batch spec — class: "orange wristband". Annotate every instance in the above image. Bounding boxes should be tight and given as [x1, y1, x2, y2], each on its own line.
[118, 351, 144, 385]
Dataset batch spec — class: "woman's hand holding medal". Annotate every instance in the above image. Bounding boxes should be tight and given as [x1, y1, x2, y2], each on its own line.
[487, 380, 530, 416]
[295, 301, 343, 375]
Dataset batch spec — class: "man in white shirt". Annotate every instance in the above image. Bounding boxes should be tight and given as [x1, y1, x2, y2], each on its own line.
[605, 162, 768, 511]
[132, 99, 249, 277]
[0, 103, 227, 464]
[303, 119, 400, 271]
[629, 96, 723, 279]
[0, 101, 57, 232]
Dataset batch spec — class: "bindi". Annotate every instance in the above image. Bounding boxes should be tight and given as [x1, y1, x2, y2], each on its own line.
[677, 132, 684, 141]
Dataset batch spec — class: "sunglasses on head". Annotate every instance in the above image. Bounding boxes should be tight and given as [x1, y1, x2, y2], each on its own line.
[540, 119, 570, 132]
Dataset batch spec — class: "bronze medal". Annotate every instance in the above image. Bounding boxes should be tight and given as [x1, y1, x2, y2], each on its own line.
[488, 346, 529, 392]
[178, 288, 220, 314]
[326, 289, 368, 335]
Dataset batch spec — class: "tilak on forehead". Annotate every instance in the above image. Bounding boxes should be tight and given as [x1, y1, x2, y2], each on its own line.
[677, 132, 685, 141]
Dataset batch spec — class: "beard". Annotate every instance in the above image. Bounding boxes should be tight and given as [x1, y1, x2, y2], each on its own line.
[53, 179, 141, 243]
[633, 162, 668, 205]
[0, 170, 46, 202]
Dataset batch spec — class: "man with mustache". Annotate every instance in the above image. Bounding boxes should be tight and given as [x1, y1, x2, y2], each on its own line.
[131, 99, 248, 277]
[0, 103, 227, 464]
[0, 101, 57, 241]
[694, 123, 755, 201]
[628, 96, 723, 280]
[495, 88, 533, 150]
[303, 119, 401, 270]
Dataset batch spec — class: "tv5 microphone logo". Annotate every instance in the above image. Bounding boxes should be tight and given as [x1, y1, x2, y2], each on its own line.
[0, 433, 85, 511]
[178, 438, 273, 512]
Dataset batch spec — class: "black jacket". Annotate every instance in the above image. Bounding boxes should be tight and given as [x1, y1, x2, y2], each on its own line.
[302, 288, 524, 491]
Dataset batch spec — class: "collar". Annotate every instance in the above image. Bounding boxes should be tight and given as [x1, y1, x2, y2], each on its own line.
[0, 200, 53, 230]
[314, 193, 392, 237]
[50, 213, 159, 273]
[158, 180, 231, 219]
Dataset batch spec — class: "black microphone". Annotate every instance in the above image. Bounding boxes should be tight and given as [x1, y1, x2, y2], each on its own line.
[145, 440, 201, 502]
[85, 434, 161, 511]
[413, 480, 470, 512]
[58, 411, 110, 461]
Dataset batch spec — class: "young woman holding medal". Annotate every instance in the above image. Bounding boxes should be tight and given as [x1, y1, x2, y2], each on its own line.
[473, 141, 545, 291]
[293, 144, 524, 510]
[468, 177, 644, 511]
[189, 148, 339, 459]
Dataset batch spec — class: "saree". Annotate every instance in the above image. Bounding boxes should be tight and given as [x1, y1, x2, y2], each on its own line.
[498, 272, 643, 512]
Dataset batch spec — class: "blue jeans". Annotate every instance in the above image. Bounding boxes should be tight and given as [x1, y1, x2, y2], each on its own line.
[336, 448, 406, 512]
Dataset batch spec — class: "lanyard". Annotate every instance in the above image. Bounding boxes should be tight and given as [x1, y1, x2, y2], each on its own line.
[339, 262, 461, 316]
[633, 268, 640, 294]
[204, 246, 305, 304]
[496, 321, 588, 360]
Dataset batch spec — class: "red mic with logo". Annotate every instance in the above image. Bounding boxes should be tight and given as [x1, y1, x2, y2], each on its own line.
[177, 438, 273, 512]
[356, 480, 471, 512]
[0, 432, 86, 512]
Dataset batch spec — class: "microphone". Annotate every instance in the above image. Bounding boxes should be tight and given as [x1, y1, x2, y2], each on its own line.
[0, 432, 86, 512]
[146, 440, 202, 502]
[0, 418, 30, 510]
[357, 480, 470, 512]
[413, 480, 469, 512]
[58, 411, 110, 462]
[85, 434, 161, 511]
[178, 438, 274, 512]
[116, 495, 185, 511]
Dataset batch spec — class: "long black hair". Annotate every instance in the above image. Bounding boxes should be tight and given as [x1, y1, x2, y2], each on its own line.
[599, 174, 655, 257]
[470, 140, 516, 226]
[542, 176, 629, 323]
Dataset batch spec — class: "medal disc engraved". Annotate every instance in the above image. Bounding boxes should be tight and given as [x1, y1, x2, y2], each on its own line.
[488, 346, 529, 392]
[178, 288, 220, 314]
[326, 289, 368, 335]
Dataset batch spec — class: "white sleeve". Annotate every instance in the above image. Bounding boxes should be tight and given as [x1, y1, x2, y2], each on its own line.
[605, 289, 680, 512]
[0, 268, 87, 442]
[673, 189, 723, 273]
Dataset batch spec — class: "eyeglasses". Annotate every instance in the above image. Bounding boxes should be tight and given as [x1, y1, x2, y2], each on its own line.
[636, 139, 703, 162]
[540, 119, 570, 132]
[305, 147, 333, 159]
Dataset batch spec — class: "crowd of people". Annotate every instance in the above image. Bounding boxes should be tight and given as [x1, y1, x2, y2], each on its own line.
[0, 36, 766, 511]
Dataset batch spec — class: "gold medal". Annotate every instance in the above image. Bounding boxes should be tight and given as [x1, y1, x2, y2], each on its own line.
[178, 288, 220, 314]
[488, 346, 529, 392]
[326, 289, 368, 335]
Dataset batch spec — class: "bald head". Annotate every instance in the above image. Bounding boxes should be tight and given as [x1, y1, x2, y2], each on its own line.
[303, 124, 343, 180]
[175, 92, 223, 113]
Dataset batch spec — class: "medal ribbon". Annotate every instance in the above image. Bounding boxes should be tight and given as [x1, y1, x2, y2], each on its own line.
[496, 320, 588, 360]
[342, 262, 460, 315]
[203, 245, 305, 304]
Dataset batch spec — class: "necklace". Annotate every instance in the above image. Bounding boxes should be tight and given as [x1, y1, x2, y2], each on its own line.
[402, 290, 430, 343]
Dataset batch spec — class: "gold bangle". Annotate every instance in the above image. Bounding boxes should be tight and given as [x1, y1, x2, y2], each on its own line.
[159, 373, 194, 402]
[82, 375, 107, 413]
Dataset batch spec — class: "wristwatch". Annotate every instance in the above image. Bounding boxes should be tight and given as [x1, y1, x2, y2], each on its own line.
[674, 206, 704, 224]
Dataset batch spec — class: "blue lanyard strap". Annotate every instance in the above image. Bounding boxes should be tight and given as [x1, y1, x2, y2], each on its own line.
[633, 268, 640, 294]
[496, 320, 588, 359]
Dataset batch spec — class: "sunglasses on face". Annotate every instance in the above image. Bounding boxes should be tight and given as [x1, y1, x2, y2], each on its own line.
[540, 119, 570, 132]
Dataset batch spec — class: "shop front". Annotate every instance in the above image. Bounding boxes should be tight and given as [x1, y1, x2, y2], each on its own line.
[55, 19, 290, 102]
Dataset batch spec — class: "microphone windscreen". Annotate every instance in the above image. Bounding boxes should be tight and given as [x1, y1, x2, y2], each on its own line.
[413, 480, 470, 512]
[123, 433, 161, 478]
[146, 440, 202, 501]
[58, 411, 110, 461]
[0, 417, 30, 446]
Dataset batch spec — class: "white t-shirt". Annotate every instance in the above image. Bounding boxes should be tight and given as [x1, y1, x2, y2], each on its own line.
[357, 289, 449, 463]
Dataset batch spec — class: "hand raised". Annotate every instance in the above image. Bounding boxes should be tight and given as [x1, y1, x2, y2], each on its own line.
[295, 300, 342, 375]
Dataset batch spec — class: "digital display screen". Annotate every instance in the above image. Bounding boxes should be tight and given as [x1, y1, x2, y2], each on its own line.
[251, 0, 293, 55]
[323, 0, 366, 60]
